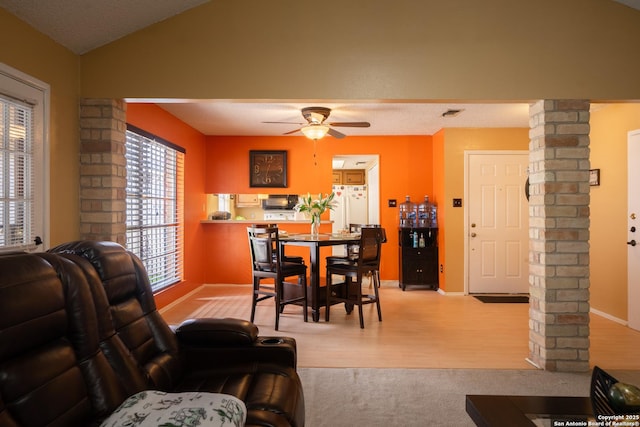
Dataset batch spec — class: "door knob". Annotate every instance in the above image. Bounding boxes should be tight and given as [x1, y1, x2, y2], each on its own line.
[628, 240, 637, 246]
[471, 223, 476, 228]
[631, 213, 637, 220]
[631, 227, 637, 233]
[471, 232, 477, 238]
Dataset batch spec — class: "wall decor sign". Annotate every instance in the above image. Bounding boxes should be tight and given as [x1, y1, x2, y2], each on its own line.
[590, 169, 600, 186]
[249, 150, 287, 188]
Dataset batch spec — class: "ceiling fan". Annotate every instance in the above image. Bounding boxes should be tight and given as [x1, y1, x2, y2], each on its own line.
[263, 107, 371, 140]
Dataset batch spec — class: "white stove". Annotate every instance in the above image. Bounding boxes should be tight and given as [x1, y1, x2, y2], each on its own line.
[263, 211, 297, 221]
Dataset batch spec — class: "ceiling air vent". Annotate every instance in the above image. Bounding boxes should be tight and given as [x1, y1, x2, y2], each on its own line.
[442, 109, 463, 118]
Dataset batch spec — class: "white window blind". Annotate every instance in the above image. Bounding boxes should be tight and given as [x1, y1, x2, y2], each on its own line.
[0, 94, 41, 250]
[125, 125, 184, 292]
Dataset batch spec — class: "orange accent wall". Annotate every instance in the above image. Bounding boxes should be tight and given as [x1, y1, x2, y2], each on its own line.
[126, 103, 208, 307]
[124, 105, 435, 299]
[204, 135, 434, 284]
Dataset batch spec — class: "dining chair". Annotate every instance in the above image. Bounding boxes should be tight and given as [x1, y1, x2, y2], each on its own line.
[247, 225, 308, 330]
[325, 226, 385, 328]
[326, 223, 386, 287]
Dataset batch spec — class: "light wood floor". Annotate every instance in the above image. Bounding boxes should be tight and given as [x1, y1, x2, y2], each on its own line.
[159, 282, 640, 370]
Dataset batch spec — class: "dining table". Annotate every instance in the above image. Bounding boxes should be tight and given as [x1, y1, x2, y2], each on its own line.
[279, 232, 361, 322]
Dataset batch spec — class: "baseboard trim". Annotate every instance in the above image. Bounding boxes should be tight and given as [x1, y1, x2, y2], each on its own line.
[590, 307, 627, 326]
[158, 285, 206, 314]
[437, 288, 465, 296]
[525, 358, 542, 369]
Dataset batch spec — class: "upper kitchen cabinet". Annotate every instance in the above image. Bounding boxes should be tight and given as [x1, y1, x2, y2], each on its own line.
[332, 169, 365, 185]
[236, 194, 260, 207]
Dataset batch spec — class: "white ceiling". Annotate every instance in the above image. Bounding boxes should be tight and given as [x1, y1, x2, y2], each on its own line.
[1, 0, 637, 137]
[155, 101, 531, 137]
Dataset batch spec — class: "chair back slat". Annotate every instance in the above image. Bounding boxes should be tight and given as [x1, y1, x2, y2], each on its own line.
[358, 226, 384, 265]
[251, 238, 274, 268]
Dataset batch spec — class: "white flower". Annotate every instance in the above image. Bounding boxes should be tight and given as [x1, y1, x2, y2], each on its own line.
[294, 192, 336, 222]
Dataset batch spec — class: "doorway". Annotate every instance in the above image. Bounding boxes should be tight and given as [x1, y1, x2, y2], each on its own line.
[628, 129, 640, 331]
[331, 154, 380, 230]
[465, 151, 529, 294]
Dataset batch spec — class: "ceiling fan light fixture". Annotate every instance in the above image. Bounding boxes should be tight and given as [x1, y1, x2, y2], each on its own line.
[301, 124, 329, 140]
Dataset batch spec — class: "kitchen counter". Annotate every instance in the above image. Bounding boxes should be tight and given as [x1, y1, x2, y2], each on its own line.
[201, 219, 333, 224]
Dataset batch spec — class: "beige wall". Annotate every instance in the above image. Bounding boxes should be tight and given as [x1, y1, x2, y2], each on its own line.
[0, 9, 81, 246]
[80, 0, 640, 101]
[590, 104, 640, 321]
[441, 128, 530, 293]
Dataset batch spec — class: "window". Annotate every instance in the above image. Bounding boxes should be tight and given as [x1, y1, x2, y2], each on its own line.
[0, 64, 48, 252]
[125, 125, 184, 292]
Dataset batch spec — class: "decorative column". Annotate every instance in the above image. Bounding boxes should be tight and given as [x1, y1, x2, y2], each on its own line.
[79, 99, 127, 245]
[528, 100, 591, 372]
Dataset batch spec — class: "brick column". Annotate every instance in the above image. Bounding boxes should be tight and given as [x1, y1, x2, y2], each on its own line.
[528, 100, 591, 372]
[79, 99, 127, 245]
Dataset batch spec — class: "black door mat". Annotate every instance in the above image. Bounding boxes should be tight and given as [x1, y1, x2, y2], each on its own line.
[474, 295, 529, 303]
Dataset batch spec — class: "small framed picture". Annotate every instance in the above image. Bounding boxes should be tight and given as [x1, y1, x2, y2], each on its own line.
[590, 169, 600, 186]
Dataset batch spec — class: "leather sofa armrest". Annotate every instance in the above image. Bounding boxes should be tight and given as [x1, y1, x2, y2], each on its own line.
[175, 318, 298, 370]
[175, 318, 258, 346]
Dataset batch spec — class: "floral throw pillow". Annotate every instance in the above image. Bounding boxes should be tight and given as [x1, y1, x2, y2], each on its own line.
[100, 390, 246, 427]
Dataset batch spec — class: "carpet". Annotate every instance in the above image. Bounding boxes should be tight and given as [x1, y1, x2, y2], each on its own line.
[298, 368, 640, 427]
[474, 295, 529, 303]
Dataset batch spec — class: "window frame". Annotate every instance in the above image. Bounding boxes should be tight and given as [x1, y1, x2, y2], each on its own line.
[0, 63, 49, 252]
[125, 124, 185, 292]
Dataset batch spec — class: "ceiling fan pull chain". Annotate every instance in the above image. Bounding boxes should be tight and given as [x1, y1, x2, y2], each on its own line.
[313, 139, 318, 166]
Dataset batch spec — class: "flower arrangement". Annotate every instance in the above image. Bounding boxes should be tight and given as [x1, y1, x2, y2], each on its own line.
[295, 192, 336, 234]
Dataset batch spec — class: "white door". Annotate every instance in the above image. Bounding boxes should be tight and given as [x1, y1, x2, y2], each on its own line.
[628, 130, 640, 331]
[467, 151, 529, 294]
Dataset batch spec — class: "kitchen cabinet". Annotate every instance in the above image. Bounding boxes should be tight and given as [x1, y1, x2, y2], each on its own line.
[344, 170, 365, 184]
[398, 227, 438, 290]
[236, 194, 260, 207]
[332, 169, 365, 185]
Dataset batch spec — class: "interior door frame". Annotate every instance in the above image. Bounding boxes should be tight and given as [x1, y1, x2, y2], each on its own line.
[463, 150, 529, 295]
[628, 129, 640, 331]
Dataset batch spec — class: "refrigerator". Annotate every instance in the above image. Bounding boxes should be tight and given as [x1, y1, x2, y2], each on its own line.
[331, 184, 369, 256]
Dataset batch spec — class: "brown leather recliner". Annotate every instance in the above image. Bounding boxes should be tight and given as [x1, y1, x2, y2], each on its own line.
[0, 241, 305, 427]
[49, 240, 305, 427]
[0, 252, 128, 426]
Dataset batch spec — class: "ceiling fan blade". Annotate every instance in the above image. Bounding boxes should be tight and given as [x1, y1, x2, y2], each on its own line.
[262, 121, 305, 125]
[327, 128, 346, 139]
[328, 121, 371, 128]
[283, 128, 301, 135]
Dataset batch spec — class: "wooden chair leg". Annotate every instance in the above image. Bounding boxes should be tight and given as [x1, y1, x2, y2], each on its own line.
[373, 272, 382, 322]
[356, 273, 365, 328]
[302, 274, 308, 322]
[275, 280, 281, 331]
[250, 277, 258, 322]
[325, 272, 332, 322]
